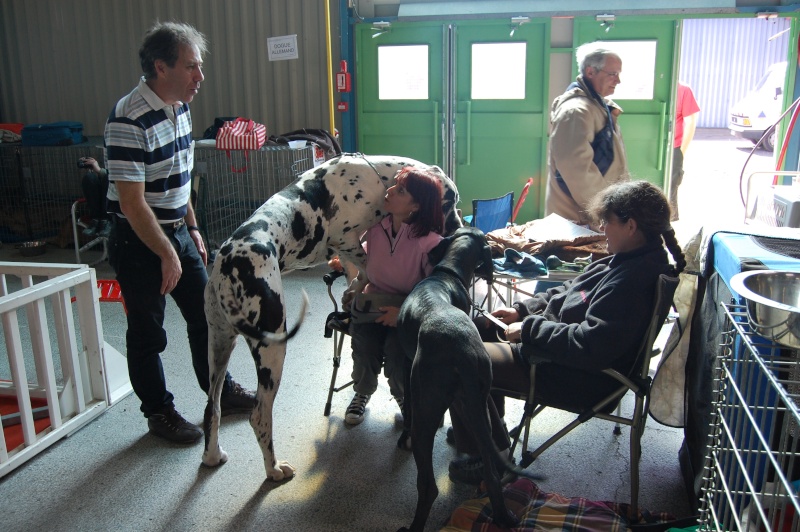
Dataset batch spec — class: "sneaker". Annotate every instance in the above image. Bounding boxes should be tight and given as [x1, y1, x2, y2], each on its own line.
[345, 393, 370, 425]
[448, 455, 485, 485]
[220, 380, 257, 416]
[147, 404, 203, 444]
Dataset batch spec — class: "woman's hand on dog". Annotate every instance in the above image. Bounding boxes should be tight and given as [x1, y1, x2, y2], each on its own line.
[376, 305, 400, 327]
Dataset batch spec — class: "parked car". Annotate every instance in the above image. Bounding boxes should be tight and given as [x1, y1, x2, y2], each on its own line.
[729, 61, 788, 151]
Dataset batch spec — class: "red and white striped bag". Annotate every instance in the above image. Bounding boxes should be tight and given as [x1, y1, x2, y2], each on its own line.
[215, 117, 267, 172]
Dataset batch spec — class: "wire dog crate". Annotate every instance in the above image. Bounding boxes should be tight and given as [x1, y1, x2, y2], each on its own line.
[193, 145, 314, 252]
[699, 303, 800, 531]
[0, 145, 104, 243]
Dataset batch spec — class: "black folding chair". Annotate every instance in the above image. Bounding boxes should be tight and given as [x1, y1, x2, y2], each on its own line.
[494, 273, 680, 517]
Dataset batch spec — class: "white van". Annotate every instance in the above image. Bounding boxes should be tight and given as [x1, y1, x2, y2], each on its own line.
[729, 61, 787, 151]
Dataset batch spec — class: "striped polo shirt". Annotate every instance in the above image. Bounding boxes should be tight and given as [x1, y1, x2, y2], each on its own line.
[105, 77, 194, 223]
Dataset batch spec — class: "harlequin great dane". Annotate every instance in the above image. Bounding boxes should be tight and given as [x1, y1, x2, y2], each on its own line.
[397, 227, 532, 532]
[201, 153, 461, 480]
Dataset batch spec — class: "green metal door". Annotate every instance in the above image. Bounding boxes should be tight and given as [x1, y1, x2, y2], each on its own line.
[355, 19, 549, 221]
[452, 21, 548, 222]
[573, 17, 678, 188]
[356, 22, 445, 166]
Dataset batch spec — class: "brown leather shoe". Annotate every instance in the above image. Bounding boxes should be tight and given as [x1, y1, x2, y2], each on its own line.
[147, 405, 202, 444]
[220, 381, 257, 416]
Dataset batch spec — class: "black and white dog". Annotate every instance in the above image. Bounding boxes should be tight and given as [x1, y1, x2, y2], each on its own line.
[201, 154, 461, 480]
[396, 227, 524, 532]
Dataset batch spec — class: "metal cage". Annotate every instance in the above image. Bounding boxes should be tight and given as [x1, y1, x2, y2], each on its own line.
[700, 304, 800, 531]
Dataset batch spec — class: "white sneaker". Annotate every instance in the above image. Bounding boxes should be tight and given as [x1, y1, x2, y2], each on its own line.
[345, 393, 370, 425]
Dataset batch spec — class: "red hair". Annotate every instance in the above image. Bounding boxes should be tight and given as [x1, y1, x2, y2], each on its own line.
[395, 166, 444, 237]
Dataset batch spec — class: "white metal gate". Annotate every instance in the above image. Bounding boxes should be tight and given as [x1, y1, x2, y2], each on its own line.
[0, 261, 132, 478]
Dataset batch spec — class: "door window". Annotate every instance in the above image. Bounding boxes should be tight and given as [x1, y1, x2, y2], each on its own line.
[471, 42, 527, 99]
[378, 45, 429, 100]
[591, 40, 657, 100]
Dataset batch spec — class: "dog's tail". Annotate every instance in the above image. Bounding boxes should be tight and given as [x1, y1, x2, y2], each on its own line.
[469, 394, 546, 483]
[234, 289, 310, 344]
[494, 446, 546, 483]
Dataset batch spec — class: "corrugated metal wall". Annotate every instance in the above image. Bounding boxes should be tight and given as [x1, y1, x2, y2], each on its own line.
[0, 0, 340, 137]
[679, 17, 791, 128]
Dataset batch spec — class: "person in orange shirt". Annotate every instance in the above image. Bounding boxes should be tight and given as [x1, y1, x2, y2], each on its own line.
[671, 82, 701, 221]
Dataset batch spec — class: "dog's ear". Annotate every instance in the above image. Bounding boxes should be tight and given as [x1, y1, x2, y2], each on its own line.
[428, 234, 454, 265]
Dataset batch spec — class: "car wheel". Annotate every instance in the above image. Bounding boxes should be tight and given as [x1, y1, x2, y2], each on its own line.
[762, 130, 776, 152]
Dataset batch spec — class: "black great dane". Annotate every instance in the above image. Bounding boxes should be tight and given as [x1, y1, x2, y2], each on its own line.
[396, 226, 529, 531]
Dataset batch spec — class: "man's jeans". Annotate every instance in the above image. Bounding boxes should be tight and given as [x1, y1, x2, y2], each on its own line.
[109, 220, 232, 416]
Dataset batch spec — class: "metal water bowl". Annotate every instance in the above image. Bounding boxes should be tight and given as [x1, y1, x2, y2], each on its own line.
[731, 270, 800, 348]
[17, 240, 47, 257]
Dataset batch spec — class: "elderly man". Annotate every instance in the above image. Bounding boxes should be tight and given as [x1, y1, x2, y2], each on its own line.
[105, 21, 255, 444]
[546, 44, 630, 226]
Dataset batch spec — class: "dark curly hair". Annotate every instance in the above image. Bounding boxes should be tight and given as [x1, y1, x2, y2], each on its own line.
[139, 21, 208, 80]
[395, 166, 444, 238]
[588, 180, 686, 274]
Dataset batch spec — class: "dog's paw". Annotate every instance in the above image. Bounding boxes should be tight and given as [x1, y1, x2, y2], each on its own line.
[266, 460, 296, 481]
[201, 448, 229, 467]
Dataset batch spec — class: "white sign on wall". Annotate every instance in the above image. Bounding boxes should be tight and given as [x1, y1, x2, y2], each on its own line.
[268, 34, 298, 61]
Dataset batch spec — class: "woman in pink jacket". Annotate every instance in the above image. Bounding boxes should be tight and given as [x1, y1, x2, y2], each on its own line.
[345, 166, 445, 426]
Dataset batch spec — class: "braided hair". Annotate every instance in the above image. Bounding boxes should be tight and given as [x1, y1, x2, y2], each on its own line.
[588, 180, 686, 275]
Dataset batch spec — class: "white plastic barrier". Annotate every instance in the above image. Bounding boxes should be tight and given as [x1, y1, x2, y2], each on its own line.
[0, 261, 132, 478]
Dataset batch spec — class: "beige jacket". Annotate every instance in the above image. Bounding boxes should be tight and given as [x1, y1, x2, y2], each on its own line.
[545, 77, 629, 226]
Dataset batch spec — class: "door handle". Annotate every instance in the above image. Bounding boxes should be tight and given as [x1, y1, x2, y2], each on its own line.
[657, 101, 666, 172]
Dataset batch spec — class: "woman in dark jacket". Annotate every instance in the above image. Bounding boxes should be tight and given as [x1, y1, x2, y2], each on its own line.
[448, 180, 686, 484]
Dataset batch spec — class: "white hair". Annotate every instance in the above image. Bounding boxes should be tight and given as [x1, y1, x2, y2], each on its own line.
[575, 43, 619, 75]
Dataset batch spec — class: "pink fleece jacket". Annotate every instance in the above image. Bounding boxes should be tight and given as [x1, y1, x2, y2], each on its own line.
[363, 215, 443, 295]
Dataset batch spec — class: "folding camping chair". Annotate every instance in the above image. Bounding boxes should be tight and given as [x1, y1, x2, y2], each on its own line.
[322, 270, 354, 416]
[71, 198, 108, 266]
[494, 273, 679, 517]
[465, 192, 515, 310]
[463, 191, 514, 234]
[468, 180, 537, 311]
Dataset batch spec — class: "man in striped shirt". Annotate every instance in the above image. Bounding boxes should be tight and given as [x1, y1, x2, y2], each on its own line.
[105, 21, 255, 444]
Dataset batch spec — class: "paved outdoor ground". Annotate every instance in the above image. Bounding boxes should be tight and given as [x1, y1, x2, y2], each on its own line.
[677, 127, 776, 232]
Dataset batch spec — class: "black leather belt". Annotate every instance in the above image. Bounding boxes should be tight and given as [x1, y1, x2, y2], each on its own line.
[115, 217, 185, 231]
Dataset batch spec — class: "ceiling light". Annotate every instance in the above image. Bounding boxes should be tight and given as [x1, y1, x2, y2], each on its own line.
[509, 16, 530, 37]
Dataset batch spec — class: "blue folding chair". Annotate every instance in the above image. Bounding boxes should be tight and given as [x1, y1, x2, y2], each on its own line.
[463, 191, 514, 234]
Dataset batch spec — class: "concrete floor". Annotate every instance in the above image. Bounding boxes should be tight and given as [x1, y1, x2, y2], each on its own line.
[0, 129, 775, 531]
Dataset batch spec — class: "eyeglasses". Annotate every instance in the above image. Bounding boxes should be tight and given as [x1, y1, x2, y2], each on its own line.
[597, 69, 621, 79]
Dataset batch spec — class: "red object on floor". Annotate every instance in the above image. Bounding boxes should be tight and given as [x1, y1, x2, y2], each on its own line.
[70, 279, 127, 314]
[1, 395, 51, 451]
[96, 279, 127, 313]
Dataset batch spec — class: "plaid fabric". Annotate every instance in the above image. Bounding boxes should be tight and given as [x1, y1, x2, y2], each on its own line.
[442, 479, 675, 532]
